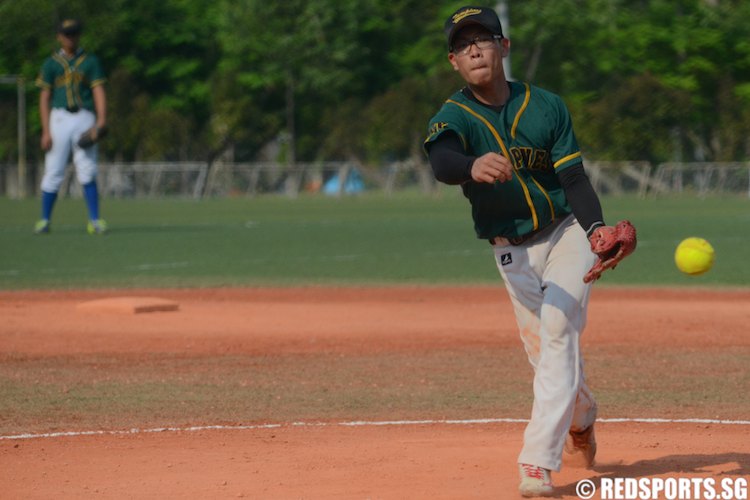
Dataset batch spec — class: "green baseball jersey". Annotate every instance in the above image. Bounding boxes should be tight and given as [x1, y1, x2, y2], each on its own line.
[36, 49, 106, 112]
[425, 81, 583, 240]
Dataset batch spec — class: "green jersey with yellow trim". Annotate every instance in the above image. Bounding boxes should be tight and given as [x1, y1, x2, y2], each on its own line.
[425, 81, 583, 240]
[36, 49, 106, 112]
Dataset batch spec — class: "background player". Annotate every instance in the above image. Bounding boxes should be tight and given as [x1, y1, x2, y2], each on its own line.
[424, 6, 635, 497]
[35, 18, 108, 234]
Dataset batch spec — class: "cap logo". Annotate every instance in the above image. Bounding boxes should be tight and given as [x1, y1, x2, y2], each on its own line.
[452, 8, 482, 24]
[62, 20, 77, 28]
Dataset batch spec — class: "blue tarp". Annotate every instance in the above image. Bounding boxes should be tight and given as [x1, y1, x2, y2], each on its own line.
[322, 169, 365, 195]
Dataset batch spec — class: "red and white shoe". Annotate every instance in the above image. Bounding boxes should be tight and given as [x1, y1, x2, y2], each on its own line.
[518, 463, 553, 497]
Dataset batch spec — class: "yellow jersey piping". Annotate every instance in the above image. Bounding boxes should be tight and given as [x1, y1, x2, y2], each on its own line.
[446, 98, 539, 230]
[72, 55, 87, 109]
[554, 151, 582, 169]
[509, 83, 555, 219]
[51, 52, 90, 109]
[52, 53, 75, 109]
[529, 176, 555, 220]
[510, 83, 531, 139]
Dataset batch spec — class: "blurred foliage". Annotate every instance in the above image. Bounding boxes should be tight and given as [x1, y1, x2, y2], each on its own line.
[1, 0, 749, 165]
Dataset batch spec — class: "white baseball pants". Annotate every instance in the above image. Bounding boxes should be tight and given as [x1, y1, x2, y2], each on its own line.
[493, 213, 598, 472]
[41, 108, 98, 193]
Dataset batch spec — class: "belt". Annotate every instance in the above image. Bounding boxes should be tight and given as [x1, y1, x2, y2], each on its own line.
[489, 218, 562, 247]
[66, 106, 80, 113]
[490, 233, 537, 246]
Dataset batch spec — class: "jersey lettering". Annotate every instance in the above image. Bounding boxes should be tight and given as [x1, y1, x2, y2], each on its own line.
[425, 82, 577, 239]
[509, 147, 552, 172]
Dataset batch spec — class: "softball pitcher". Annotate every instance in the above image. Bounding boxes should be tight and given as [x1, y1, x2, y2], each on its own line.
[425, 6, 636, 497]
[35, 18, 108, 234]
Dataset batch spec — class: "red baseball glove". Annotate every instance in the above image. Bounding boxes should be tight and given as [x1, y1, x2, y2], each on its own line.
[583, 220, 637, 283]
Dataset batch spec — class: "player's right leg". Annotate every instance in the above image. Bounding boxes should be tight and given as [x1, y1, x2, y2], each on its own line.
[492, 240, 559, 496]
[494, 235, 580, 473]
[36, 110, 73, 233]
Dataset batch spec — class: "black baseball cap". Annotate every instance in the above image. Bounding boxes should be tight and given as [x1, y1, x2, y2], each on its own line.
[444, 6, 503, 49]
[57, 19, 83, 36]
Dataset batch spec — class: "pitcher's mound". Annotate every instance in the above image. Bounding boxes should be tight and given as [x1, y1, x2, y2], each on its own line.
[77, 297, 179, 314]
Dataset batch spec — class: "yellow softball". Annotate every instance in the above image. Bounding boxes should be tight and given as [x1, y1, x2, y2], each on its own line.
[674, 237, 715, 275]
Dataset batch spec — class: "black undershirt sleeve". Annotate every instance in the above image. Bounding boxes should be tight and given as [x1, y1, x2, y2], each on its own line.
[428, 132, 605, 237]
[558, 164, 605, 237]
[426, 131, 475, 185]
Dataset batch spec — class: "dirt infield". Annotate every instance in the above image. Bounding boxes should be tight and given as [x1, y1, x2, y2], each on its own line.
[1, 286, 749, 499]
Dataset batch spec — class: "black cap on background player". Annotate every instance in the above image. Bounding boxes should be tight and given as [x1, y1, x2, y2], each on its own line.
[57, 18, 83, 36]
[444, 6, 503, 50]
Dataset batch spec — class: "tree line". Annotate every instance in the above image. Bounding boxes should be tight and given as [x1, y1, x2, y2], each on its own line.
[1, 0, 749, 167]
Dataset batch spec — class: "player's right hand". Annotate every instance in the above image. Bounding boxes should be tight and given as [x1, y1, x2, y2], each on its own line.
[41, 132, 52, 152]
[471, 152, 513, 183]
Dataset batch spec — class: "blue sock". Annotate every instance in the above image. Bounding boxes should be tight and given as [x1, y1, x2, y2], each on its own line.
[41, 191, 58, 221]
[82, 181, 100, 221]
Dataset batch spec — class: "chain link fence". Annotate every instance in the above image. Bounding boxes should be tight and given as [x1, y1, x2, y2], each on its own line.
[1, 160, 749, 199]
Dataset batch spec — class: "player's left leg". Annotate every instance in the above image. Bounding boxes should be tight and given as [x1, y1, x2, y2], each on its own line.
[531, 216, 597, 467]
[546, 218, 599, 436]
[72, 111, 106, 234]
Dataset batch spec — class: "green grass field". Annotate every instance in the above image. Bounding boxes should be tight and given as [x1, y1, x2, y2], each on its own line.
[1, 191, 748, 289]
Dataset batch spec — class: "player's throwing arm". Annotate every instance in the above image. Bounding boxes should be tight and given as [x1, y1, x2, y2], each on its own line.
[471, 152, 513, 183]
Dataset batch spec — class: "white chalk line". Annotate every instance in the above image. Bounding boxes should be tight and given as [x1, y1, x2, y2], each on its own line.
[2, 417, 750, 441]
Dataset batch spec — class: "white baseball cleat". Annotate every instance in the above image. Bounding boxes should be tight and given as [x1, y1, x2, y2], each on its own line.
[518, 463, 553, 497]
[564, 424, 597, 468]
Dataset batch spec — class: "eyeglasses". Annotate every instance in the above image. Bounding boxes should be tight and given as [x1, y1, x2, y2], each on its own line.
[451, 35, 503, 56]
